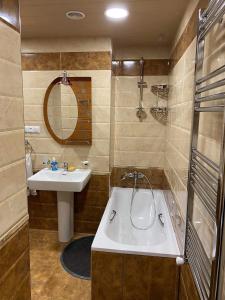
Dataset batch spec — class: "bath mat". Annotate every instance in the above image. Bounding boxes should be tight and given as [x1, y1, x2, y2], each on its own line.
[60, 235, 95, 280]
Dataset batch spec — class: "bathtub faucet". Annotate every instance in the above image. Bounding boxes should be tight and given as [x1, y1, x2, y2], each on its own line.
[120, 171, 145, 181]
[121, 171, 154, 199]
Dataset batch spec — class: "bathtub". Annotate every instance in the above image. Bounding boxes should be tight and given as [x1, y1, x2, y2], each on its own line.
[92, 187, 180, 257]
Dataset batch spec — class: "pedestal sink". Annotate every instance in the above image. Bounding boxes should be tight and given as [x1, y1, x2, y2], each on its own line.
[27, 168, 91, 242]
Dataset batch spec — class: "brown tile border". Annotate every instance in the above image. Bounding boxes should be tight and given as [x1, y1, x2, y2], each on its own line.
[112, 59, 170, 76]
[21, 51, 112, 70]
[170, 0, 208, 70]
[0, 222, 31, 300]
[21, 53, 60, 70]
[0, 0, 20, 32]
[110, 167, 169, 190]
[61, 52, 112, 70]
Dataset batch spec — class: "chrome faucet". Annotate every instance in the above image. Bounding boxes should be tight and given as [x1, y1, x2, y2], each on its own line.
[120, 170, 154, 198]
[121, 171, 144, 181]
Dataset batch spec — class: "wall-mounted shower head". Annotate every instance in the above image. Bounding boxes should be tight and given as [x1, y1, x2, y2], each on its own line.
[139, 57, 145, 80]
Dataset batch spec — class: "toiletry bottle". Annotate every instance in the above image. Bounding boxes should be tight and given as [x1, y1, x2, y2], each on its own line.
[51, 157, 58, 171]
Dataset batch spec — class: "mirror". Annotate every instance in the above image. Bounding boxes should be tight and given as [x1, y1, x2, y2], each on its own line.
[44, 77, 92, 145]
[48, 84, 78, 140]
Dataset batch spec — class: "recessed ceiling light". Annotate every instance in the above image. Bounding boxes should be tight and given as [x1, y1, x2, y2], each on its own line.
[66, 11, 86, 20]
[105, 8, 129, 20]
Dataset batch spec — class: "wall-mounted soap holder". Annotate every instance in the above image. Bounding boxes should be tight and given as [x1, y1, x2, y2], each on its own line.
[150, 85, 169, 125]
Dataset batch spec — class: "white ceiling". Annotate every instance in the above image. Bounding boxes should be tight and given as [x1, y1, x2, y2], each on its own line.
[20, 0, 189, 48]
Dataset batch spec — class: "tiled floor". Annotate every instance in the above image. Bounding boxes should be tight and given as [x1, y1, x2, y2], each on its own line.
[30, 229, 91, 300]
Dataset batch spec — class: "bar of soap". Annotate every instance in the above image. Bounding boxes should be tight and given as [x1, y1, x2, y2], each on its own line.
[68, 166, 76, 172]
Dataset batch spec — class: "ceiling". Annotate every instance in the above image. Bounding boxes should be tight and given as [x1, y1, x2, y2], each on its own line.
[20, 0, 189, 48]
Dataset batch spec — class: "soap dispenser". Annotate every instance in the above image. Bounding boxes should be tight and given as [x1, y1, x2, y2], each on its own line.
[51, 157, 58, 171]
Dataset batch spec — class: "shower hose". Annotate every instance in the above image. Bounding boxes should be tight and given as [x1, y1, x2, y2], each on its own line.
[130, 173, 156, 230]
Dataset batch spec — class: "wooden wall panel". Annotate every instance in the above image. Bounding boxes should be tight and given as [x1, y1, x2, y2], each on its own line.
[92, 251, 179, 300]
[0, 223, 31, 300]
[179, 264, 200, 300]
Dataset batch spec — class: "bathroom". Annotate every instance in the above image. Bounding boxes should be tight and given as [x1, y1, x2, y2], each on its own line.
[0, 0, 225, 299]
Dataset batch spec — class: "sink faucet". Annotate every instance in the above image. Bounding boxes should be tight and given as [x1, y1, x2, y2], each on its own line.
[63, 162, 69, 171]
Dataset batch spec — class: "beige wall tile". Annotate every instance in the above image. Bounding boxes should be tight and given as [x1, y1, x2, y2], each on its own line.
[92, 123, 110, 140]
[92, 88, 111, 106]
[115, 137, 165, 152]
[0, 22, 21, 65]
[23, 88, 46, 105]
[115, 123, 166, 138]
[0, 130, 25, 168]
[24, 105, 43, 121]
[0, 188, 28, 237]
[23, 71, 60, 89]
[0, 61, 23, 98]
[0, 160, 27, 204]
[0, 23, 28, 239]
[0, 97, 24, 131]
[23, 60, 112, 174]
[166, 9, 224, 258]
[114, 151, 165, 168]
[92, 106, 110, 123]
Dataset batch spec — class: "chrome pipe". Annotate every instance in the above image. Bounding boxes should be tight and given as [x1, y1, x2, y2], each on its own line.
[191, 175, 217, 208]
[191, 182, 216, 221]
[195, 92, 225, 103]
[192, 149, 219, 173]
[199, 2, 225, 40]
[191, 166, 217, 195]
[195, 106, 224, 112]
[187, 237, 211, 281]
[196, 64, 225, 85]
[187, 227, 211, 276]
[191, 179, 217, 215]
[187, 241, 211, 288]
[196, 78, 225, 94]
[189, 255, 210, 299]
[192, 157, 218, 185]
[202, 0, 224, 22]
[201, 0, 220, 18]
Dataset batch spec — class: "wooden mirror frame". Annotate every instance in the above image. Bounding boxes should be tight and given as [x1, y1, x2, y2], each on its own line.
[43, 77, 92, 145]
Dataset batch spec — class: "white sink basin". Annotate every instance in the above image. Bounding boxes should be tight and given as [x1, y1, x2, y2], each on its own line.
[28, 168, 92, 192]
[27, 168, 92, 242]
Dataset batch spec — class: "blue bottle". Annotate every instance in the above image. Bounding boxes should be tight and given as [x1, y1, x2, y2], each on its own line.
[51, 157, 58, 171]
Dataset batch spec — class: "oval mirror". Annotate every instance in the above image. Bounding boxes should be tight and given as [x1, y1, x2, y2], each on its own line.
[43, 77, 92, 145]
[47, 84, 78, 140]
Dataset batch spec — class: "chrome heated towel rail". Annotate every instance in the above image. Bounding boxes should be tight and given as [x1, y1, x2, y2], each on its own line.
[185, 0, 225, 299]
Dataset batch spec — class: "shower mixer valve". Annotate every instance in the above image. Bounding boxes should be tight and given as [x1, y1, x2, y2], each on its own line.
[121, 171, 145, 181]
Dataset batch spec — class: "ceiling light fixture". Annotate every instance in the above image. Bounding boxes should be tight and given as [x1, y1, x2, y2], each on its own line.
[105, 8, 129, 20]
[66, 11, 86, 20]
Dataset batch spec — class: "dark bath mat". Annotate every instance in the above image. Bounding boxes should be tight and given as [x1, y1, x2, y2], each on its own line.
[60, 235, 95, 280]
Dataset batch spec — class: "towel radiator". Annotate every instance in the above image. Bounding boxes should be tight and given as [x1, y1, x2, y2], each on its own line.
[185, 0, 225, 299]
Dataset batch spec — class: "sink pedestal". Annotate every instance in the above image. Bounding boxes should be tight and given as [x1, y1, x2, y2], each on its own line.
[57, 192, 74, 243]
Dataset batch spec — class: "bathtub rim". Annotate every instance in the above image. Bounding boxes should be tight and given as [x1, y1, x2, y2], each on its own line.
[92, 187, 181, 258]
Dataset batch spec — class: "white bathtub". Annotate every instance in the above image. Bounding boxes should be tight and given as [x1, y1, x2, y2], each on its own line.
[92, 187, 180, 257]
